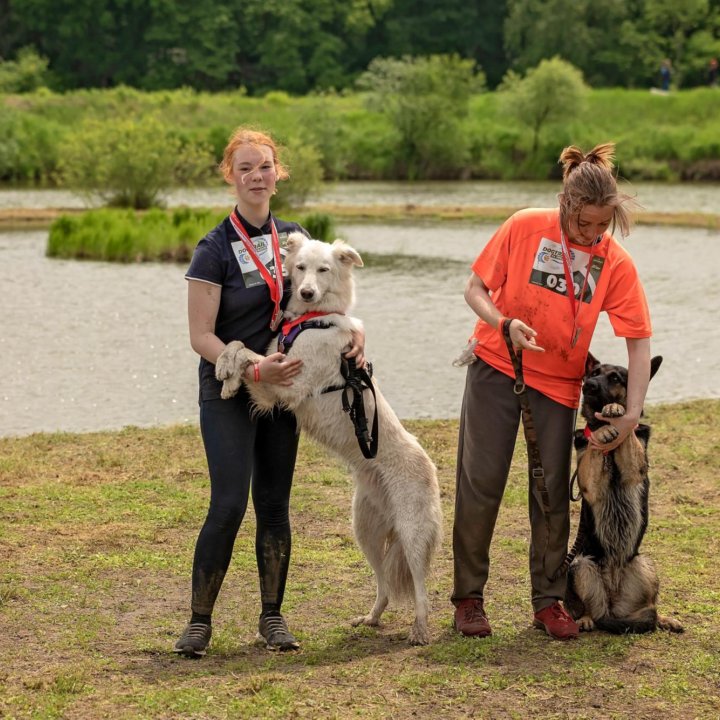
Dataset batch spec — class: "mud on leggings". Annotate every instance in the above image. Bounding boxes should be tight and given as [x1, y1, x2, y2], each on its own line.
[190, 389, 299, 617]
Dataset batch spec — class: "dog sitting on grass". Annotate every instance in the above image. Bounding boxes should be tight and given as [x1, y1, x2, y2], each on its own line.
[564, 353, 684, 634]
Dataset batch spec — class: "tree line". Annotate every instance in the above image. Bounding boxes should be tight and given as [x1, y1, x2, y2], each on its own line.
[1, 0, 719, 94]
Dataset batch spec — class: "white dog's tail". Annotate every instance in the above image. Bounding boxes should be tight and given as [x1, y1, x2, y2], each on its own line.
[382, 525, 440, 602]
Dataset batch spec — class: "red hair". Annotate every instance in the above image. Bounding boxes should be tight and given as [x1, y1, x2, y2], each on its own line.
[219, 127, 289, 183]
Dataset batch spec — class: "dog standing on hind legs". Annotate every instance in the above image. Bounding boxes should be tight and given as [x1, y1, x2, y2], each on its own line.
[563, 353, 683, 634]
[214, 233, 442, 645]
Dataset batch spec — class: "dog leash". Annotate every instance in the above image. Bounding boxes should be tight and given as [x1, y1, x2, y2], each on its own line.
[502, 319, 562, 582]
[322, 357, 378, 459]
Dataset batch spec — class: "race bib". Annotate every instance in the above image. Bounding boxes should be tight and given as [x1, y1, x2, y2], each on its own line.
[231, 232, 290, 288]
[529, 238, 605, 303]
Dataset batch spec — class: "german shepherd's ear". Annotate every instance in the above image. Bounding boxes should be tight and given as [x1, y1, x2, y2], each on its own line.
[584, 351, 601, 379]
[650, 355, 663, 380]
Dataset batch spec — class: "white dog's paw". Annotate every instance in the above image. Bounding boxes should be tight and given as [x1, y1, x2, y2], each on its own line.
[215, 340, 248, 381]
[408, 621, 430, 646]
[350, 614, 380, 628]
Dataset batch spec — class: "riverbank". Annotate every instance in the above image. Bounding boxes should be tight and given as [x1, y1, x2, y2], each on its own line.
[2, 204, 720, 231]
[1, 403, 718, 719]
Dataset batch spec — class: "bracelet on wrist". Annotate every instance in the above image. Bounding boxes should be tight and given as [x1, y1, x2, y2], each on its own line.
[253, 362, 261, 382]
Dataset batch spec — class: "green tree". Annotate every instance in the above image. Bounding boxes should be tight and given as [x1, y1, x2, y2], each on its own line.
[498, 56, 588, 154]
[58, 116, 214, 208]
[357, 54, 484, 178]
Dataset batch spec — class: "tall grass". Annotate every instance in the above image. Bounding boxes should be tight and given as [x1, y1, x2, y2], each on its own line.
[46, 208, 337, 262]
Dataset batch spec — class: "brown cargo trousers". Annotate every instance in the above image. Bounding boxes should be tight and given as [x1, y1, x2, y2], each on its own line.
[452, 358, 576, 612]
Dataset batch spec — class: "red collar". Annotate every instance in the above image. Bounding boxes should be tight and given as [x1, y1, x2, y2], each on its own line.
[280, 311, 337, 335]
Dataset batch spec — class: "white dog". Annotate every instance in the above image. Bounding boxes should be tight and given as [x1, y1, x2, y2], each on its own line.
[215, 233, 442, 645]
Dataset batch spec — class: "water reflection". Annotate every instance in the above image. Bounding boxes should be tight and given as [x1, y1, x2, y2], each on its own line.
[1, 221, 718, 437]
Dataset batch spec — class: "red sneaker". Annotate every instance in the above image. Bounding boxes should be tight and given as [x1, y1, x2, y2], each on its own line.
[533, 602, 579, 640]
[454, 598, 492, 637]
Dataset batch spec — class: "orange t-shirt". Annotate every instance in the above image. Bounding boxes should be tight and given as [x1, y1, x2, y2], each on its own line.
[470, 208, 652, 408]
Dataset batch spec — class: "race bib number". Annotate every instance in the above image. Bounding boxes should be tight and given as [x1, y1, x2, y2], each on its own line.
[231, 232, 290, 288]
[529, 238, 605, 303]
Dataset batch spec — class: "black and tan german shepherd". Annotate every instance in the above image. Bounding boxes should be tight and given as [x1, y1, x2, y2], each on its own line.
[564, 353, 684, 634]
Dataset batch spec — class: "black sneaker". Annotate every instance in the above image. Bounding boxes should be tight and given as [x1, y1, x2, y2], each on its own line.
[257, 612, 300, 651]
[173, 622, 212, 657]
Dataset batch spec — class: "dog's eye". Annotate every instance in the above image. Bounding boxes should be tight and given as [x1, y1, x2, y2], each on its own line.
[295, 264, 305, 271]
[318, 266, 330, 273]
[608, 372, 621, 384]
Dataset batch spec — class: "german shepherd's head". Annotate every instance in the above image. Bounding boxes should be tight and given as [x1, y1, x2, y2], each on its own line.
[580, 353, 663, 430]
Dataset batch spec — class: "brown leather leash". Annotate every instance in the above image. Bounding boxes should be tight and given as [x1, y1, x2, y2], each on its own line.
[502, 318, 563, 581]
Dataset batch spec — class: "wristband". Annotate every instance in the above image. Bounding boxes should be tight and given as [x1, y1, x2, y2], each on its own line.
[253, 362, 261, 382]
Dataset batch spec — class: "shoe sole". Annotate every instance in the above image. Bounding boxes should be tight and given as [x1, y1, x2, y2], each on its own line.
[532, 620, 578, 640]
[453, 620, 492, 638]
[256, 632, 300, 651]
[173, 645, 207, 658]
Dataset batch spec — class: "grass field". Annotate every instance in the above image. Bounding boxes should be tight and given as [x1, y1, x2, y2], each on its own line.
[1, 400, 718, 719]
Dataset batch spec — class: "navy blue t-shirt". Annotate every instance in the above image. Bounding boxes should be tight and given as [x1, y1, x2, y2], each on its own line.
[185, 211, 308, 401]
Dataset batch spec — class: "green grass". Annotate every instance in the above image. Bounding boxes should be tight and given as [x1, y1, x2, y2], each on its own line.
[0, 401, 718, 718]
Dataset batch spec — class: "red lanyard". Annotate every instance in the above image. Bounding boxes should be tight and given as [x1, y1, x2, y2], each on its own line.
[229, 210, 284, 330]
[559, 229, 595, 348]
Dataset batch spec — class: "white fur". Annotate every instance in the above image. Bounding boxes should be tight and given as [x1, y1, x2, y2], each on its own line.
[215, 234, 443, 645]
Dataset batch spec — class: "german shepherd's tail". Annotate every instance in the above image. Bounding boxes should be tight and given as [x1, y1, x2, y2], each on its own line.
[595, 608, 657, 634]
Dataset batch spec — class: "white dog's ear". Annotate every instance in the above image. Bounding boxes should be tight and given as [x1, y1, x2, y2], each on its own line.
[286, 232, 307, 254]
[331, 239, 363, 267]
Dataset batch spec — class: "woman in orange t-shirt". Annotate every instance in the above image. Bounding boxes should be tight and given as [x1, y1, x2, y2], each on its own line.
[452, 143, 653, 641]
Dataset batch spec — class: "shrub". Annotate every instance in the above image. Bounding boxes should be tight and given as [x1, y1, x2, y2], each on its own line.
[57, 116, 215, 209]
[0, 47, 50, 93]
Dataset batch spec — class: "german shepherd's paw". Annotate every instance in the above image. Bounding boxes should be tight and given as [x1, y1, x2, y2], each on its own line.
[577, 615, 595, 632]
[596, 424, 620, 444]
[658, 615, 685, 633]
[601, 402, 625, 418]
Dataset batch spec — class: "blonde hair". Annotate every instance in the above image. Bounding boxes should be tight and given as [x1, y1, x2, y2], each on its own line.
[557, 142, 636, 237]
[219, 127, 289, 184]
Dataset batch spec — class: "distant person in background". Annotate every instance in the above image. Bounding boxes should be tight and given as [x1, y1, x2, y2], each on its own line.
[709, 58, 718, 88]
[174, 126, 364, 657]
[660, 59, 672, 92]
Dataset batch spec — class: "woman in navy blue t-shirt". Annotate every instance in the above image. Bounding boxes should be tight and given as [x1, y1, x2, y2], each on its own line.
[174, 127, 362, 656]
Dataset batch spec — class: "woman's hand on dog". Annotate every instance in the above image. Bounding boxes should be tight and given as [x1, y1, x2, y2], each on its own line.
[251, 353, 303, 386]
[344, 326, 367, 368]
[589, 412, 639, 452]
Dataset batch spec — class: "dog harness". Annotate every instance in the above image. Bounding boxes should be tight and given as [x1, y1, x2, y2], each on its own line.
[276, 311, 338, 353]
[276, 311, 379, 459]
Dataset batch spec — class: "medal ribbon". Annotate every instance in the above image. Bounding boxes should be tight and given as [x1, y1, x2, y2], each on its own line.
[559, 228, 597, 347]
[229, 210, 284, 330]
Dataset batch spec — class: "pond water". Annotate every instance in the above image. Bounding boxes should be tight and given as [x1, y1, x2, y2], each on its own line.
[2, 179, 720, 214]
[2, 219, 718, 437]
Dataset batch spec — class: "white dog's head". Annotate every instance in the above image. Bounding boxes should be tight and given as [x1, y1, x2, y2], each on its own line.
[284, 233, 363, 315]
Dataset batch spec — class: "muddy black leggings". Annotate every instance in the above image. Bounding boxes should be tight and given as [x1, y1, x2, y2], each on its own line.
[190, 389, 299, 617]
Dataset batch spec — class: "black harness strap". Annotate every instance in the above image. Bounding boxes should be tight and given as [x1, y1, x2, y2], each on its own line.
[323, 358, 378, 459]
[502, 319, 561, 582]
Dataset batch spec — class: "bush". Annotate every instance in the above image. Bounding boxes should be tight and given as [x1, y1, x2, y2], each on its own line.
[0, 47, 50, 93]
[57, 116, 215, 208]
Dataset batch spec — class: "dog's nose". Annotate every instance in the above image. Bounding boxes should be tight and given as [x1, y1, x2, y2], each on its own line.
[300, 288, 315, 301]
